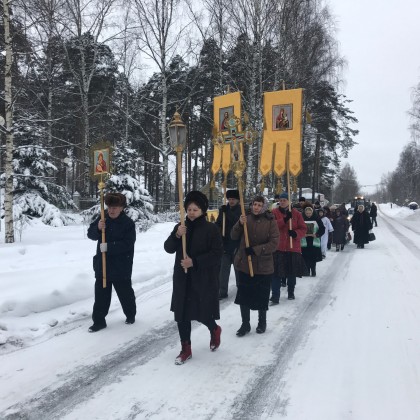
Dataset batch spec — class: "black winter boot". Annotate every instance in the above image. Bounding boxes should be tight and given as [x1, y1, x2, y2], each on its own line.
[288, 287, 295, 300]
[256, 310, 267, 334]
[236, 305, 251, 337]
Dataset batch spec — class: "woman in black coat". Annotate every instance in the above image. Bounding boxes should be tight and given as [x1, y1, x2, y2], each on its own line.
[351, 204, 373, 248]
[332, 208, 349, 251]
[301, 203, 325, 277]
[164, 191, 223, 365]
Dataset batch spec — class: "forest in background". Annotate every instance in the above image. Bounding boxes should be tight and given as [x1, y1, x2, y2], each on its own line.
[4, 0, 418, 239]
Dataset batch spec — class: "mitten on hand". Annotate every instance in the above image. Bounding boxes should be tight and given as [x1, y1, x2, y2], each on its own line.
[100, 242, 108, 252]
[245, 247, 255, 256]
[221, 205, 228, 213]
[288, 230, 297, 238]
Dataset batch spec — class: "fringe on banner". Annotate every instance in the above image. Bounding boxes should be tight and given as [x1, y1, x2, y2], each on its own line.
[275, 178, 283, 194]
[259, 177, 265, 193]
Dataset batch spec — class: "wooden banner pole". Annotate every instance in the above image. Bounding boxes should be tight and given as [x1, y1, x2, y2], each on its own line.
[177, 150, 188, 273]
[222, 177, 227, 236]
[99, 176, 107, 288]
[237, 177, 254, 277]
[286, 143, 293, 249]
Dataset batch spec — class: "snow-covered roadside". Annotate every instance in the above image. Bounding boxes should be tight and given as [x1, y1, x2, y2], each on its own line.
[0, 219, 174, 350]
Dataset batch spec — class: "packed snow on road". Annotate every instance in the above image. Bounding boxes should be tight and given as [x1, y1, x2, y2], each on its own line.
[1, 203, 419, 419]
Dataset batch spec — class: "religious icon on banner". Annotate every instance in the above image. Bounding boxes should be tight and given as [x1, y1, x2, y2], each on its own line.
[220, 106, 234, 132]
[273, 104, 293, 130]
[93, 148, 110, 175]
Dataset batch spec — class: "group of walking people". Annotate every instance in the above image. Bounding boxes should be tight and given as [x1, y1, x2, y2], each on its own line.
[86, 190, 376, 365]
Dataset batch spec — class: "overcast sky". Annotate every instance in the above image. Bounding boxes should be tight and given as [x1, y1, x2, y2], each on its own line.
[331, 0, 420, 193]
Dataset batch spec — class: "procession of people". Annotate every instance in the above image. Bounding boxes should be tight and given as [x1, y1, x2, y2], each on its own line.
[88, 190, 377, 365]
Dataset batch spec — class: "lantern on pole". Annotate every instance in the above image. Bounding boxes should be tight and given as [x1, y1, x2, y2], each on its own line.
[168, 110, 188, 272]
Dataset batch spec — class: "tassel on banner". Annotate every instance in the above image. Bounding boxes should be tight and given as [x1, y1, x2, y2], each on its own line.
[259, 176, 265, 193]
[293, 177, 298, 193]
[210, 177, 215, 190]
[275, 178, 283, 194]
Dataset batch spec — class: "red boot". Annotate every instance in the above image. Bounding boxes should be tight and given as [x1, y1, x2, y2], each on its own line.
[175, 341, 192, 365]
[210, 325, 222, 351]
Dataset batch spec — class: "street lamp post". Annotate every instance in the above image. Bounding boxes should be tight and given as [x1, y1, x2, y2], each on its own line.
[169, 111, 188, 272]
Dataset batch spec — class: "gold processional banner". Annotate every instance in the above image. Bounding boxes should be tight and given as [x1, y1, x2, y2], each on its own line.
[260, 88, 303, 177]
[211, 92, 241, 176]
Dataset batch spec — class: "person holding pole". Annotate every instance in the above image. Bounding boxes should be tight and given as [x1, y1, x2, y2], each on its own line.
[270, 192, 307, 302]
[215, 189, 241, 300]
[232, 195, 279, 336]
[87, 193, 137, 332]
[164, 191, 223, 365]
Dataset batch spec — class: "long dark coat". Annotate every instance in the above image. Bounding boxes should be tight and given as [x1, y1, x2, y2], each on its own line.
[88, 212, 136, 280]
[215, 203, 241, 255]
[231, 210, 279, 310]
[164, 215, 223, 323]
[370, 203, 378, 217]
[332, 214, 349, 245]
[351, 210, 372, 245]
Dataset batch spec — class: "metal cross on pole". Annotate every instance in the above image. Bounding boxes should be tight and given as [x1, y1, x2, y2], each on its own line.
[213, 114, 256, 276]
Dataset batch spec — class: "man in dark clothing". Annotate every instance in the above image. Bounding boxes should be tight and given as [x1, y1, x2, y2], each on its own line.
[87, 192, 136, 332]
[215, 189, 241, 299]
[297, 196, 306, 213]
[370, 202, 378, 227]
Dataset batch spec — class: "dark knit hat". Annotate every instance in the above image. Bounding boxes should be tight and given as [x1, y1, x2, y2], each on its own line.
[226, 189, 240, 200]
[105, 192, 126, 207]
[279, 192, 289, 199]
[184, 190, 209, 213]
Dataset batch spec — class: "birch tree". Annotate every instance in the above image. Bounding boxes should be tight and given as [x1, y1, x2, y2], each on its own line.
[3, 0, 14, 242]
[131, 0, 189, 205]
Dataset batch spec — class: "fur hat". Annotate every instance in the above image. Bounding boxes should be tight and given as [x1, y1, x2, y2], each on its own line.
[226, 189, 240, 200]
[105, 192, 126, 207]
[184, 190, 209, 213]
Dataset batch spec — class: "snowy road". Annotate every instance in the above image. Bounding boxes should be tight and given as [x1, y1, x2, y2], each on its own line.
[1, 205, 420, 419]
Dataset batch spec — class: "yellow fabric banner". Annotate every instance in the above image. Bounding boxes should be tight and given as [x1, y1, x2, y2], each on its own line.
[260, 89, 303, 177]
[211, 92, 241, 175]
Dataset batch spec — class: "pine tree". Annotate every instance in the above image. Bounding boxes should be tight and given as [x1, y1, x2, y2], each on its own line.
[0, 145, 75, 226]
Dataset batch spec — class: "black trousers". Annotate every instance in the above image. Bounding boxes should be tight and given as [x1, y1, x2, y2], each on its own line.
[92, 277, 136, 324]
[177, 319, 217, 343]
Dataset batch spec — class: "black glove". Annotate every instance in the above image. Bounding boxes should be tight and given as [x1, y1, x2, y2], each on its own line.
[288, 229, 297, 238]
[245, 247, 255, 256]
[221, 205, 228, 213]
[284, 210, 292, 222]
